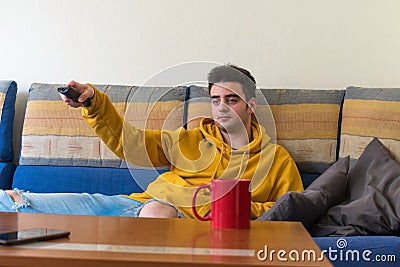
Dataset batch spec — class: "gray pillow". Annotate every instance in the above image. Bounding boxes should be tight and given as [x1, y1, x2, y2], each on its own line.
[257, 156, 349, 230]
[311, 138, 400, 236]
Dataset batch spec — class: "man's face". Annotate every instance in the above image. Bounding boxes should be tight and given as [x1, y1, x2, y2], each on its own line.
[210, 82, 255, 134]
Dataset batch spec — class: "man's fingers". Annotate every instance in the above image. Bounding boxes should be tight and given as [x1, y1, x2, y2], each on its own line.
[66, 80, 78, 88]
[64, 80, 94, 105]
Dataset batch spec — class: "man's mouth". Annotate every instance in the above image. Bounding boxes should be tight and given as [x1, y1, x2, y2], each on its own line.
[218, 116, 231, 120]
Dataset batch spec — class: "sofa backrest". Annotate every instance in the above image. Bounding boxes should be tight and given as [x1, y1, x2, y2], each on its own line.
[340, 86, 400, 166]
[19, 83, 185, 168]
[13, 83, 348, 193]
[11, 83, 400, 194]
[185, 86, 345, 175]
[13, 83, 185, 194]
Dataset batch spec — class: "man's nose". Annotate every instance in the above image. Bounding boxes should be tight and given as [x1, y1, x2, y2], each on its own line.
[218, 101, 229, 112]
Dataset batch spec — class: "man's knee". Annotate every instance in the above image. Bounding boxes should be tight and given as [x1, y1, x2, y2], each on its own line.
[138, 201, 179, 218]
[5, 190, 25, 204]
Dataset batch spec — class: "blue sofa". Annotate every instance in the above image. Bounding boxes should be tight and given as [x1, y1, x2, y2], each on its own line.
[10, 83, 400, 267]
[0, 80, 17, 189]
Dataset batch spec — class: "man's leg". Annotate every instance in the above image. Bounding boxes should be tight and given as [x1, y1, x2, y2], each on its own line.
[5, 190, 23, 204]
[0, 189, 144, 216]
[138, 200, 179, 218]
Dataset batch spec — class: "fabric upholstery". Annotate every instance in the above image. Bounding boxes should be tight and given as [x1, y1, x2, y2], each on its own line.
[256, 156, 349, 230]
[186, 86, 344, 174]
[14, 83, 183, 193]
[311, 138, 400, 236]
[299, 172, 321, 189]
[0, 80, 17, 162]
[0, 80, 17, 189]
[261, 89, 344, 173]
[12, 165, 166, 195]
[0, 162, 16, 189]
[314, 236, 400, 267]
[19, 83, 185, 168]
[340, 86, 400, 166]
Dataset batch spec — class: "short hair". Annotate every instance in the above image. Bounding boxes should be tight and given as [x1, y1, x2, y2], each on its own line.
[207, 64, 256, 100]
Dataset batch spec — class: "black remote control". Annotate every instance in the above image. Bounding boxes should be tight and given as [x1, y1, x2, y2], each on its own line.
[57, 87, 91, 107]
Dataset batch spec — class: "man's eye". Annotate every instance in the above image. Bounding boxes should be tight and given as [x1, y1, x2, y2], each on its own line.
[228, 98, 238, 103]
[212, 99, 220, 105]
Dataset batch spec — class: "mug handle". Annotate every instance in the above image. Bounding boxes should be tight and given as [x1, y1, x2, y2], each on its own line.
[192, 184, 211, 221]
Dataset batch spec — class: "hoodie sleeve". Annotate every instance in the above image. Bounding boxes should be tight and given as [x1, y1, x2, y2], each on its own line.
[250, 145, 304, 219]
[81, 84, 171, 167]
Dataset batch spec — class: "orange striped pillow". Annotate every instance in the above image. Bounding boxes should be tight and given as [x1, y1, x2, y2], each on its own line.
[340, 86, 400, 165]
[185, 86, 345, 173]
[20, 83, 185, 168]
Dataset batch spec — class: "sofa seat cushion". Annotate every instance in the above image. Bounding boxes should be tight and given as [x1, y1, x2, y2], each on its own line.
[12, 165, 166, 195]
[314, 236, 400, 267]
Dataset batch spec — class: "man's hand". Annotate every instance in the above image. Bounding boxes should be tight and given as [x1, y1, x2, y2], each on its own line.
[59, 80, 95, 108]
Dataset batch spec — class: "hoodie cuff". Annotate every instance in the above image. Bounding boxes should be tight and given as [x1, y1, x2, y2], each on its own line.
[82, 83, 99, 116]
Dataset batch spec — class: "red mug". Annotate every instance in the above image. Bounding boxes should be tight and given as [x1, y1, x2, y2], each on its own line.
[192, 179, 251, 229]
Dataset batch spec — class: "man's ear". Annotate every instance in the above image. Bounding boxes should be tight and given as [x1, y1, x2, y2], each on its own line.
[248, 97, 257, 113]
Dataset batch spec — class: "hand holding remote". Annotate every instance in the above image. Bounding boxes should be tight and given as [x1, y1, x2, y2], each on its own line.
[58, 81, 94, 108]
[58, 87, 91, 107]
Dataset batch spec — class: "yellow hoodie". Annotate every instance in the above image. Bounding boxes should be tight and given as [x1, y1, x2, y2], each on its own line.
[83, 85, 304, 219]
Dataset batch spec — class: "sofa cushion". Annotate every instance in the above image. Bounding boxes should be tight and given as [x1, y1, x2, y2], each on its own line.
[311, 137, 400, 236]
[306, 156, 349, 205]
[12, 165, 164, 195]
[15, 83, 186, 193]
[19, 83, 185, 168]
[340, 86, 400, 167]
[0, 162, 16, 189]
[262, 89, 345, 174]
[186, 86, 345, 174]
[0, 81, 17, 162]
[256, 156, 349, 229]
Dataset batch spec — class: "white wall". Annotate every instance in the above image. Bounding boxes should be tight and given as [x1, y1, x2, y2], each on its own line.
[1, 0, 400, 162]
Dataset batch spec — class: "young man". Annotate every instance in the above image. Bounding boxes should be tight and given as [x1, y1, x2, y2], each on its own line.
[0, 64, 303, 218]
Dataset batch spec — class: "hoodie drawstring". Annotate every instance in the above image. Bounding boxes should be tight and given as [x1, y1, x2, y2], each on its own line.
[210, 144, 249, 181]
[210, 143, 224, 180]
[237, 151, 248, 179]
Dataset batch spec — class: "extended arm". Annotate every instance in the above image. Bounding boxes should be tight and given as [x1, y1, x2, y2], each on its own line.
[60, 81, 170, 166]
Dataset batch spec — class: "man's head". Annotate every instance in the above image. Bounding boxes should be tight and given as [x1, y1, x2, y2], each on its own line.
[207, 64, 257, 137]
[208, 64, 256, 100]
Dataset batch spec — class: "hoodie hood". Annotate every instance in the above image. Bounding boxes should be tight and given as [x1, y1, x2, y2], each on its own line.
[198, 118, 274, 183]
[198, 118, 271, 154]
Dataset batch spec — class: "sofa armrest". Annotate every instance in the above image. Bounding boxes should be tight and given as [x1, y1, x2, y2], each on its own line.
[0, 81, 17, 162]
[0, 162, 16, 189]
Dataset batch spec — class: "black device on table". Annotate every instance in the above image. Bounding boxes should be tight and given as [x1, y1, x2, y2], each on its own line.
[0, 228, 70, 245]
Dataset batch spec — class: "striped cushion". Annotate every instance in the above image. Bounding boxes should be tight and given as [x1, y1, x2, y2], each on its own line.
[260, 89, 344, 173]
[185, 85, 212, 129]
[340, 86, 400, 165]
[19, 83, 185, 168]
[186, 86, 344, 173]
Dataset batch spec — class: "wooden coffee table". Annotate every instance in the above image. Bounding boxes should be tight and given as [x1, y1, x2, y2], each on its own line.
[0, 212, 332, 266]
